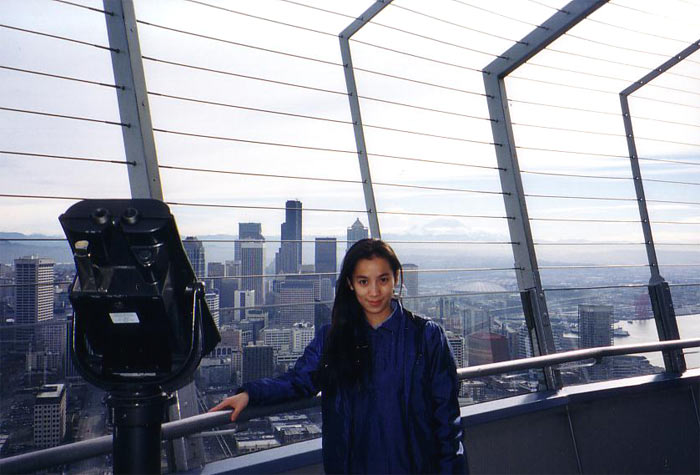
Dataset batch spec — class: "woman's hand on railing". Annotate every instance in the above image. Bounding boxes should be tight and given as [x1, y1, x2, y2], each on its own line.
[208, 391, 250, 422]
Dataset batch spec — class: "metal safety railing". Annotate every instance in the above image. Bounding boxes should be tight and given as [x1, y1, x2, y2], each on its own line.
[2, 337, 699, 474]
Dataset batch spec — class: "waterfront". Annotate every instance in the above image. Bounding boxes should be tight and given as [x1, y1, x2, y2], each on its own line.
[614, 314, 700, 369]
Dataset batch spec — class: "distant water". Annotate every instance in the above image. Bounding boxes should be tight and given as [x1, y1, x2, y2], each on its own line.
[614, 314, 700, 369]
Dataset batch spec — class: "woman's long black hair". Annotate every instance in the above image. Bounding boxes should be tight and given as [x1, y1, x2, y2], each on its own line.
[316, 238, 403, 390]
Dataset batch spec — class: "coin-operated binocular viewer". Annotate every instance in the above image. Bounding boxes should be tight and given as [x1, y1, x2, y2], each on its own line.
[60, 199, 220, 474]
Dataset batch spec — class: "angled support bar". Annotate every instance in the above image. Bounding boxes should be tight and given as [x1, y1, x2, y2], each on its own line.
[104, 0, 163, 200]
[619, 38, 700, 374]
[483, 0, 609, 390]
[339, 0, 393, 239]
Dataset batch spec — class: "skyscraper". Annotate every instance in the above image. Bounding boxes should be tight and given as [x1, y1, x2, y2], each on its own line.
[277, 200, 302, 274]
[578, 304, 614, 381]
[14, 257, 54, 348]
[279, 279, 315, 326]
[241, 240, 264, 306]
[346, 218, 368, 250]
[236, 223, 263, 262]
[33, 384, 66, 449]
[403, 263, 419, 297]
[183, 236, 205, 279]
[314, 237, 337, 287]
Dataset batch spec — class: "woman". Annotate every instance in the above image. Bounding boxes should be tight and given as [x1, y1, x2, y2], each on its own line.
[210, 239, 466, 473]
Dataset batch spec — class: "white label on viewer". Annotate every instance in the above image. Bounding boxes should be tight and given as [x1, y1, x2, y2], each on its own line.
[109, 312, 139, 324]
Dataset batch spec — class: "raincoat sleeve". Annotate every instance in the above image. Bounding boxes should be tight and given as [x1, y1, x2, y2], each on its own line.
[426, 322, 467, 473]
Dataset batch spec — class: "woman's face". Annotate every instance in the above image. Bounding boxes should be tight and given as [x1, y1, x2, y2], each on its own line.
[349, 256, 397, 323]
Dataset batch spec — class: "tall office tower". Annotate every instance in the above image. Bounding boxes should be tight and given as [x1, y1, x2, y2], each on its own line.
[402, 263, 419, 297]
[279, 280, 315, 326]
[33, 384, 66, 448]
[578, 304, 614, 381]
[207, 262, 225, 279]
[315, 238, 337, 287]
[277, 200, 302, 274]
[241, 239, 264, 305]
[15, 257, 54, 348]
[445, 331, 465, 368]
[346, 218, 368, 250]
[242, 344, 274, 383]
[236, 223, 263, 262]
[233, 289, 255, 321]
[204, 290, 220, 328]
[578, 304, 614, 349]
[183, 236, 205, 279]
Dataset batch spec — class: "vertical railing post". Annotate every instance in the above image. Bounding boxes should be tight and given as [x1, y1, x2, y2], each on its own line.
[104, 0, 163, 200]
[339, 1, 393, 239]
[483, 0, 609, 390]
[619, 39, 699, 374]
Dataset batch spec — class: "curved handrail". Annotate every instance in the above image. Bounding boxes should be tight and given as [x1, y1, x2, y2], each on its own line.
[2, 337, 699, 474]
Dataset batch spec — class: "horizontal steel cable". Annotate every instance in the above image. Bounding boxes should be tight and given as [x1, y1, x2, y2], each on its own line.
[445, 0, 548, 29]
[544, 47, 698, 81]
[150, 91, 497, 143]
[520, 169, 700, 187]
[520, 169, 700, 186]
[0, 24, 116, 51]
[0, 106, 127, 127]
[158, 164, 505, 196]
[608, 0, 700, 30]
[525, 0, 565, 12]
[566, 33, 700, 64]
[525, 62, 700, 97]
[389, 3, 526, 46]
[540, 264, 650, 269]
[359, 95, 494, 121]
[354, 66, 489, 96]
[52, 0, 113, 15]
[516, 145, 700, 166]
[136, 20, 341, 67]
[148, 91, 351, 124]
[584, 17, 692, 44]
[152, 128, 357, 154]
[543, 283, 648, 292]
[511, 121, 700, 148]
[368, 151, 504, 171]
[536, 242, 699, 246]
[508, 98, 700, 129]
[166, 201, 512, 220]
[191, 0, 500, 58]
[529, 217, 700, 225]
[0, 150, 135, 166]
[525, 193, 700, 206]
[509, 75, 700, 109]
[0, 65, 122, 89]
[349, 38, 485, 72]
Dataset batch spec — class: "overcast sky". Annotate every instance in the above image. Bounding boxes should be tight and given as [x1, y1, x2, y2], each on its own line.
[1, 0, 698, 274]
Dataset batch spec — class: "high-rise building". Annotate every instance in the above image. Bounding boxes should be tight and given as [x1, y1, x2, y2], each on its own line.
[578, 304, 614, 381]
[205, 290, 220, 328]
[241, 239, 264, 305]
[14, 257, 54, 348]
[346, 218, 368, 250]
[446, 331, 465, 368]
[242, 345, 274, 383]
[277, 200, 302, 274]
[402, 263, 419, 297]
[236, 223, 263, 262]
[314, 238, 337, 287]
[33, 384, 66, 448]
[183, 236, 205, 279]
[467, 332, 509, 366]
[261, 327, 292, 352]
[578, 304, 613, 349]
[279, 280, 315, 326]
